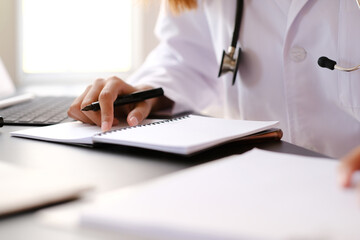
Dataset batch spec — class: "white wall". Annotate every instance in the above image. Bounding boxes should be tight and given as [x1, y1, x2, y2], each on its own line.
[0, 0, 17, 83]
[0, 0, 160, 85]
[137, 2, 161, 66]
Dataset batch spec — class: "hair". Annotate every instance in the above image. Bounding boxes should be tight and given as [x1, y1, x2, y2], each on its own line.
[168, 0, 197, 13]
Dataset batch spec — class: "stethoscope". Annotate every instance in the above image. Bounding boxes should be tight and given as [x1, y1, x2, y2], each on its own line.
[219, 0, 360, 85]
[318, 0, 360, 72]
[218, 0, 243, 85]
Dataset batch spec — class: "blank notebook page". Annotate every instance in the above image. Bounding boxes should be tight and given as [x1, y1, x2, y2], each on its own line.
[93, 115, 278, 155]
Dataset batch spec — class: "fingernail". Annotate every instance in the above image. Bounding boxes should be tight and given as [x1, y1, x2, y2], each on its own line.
[129, 116, 139, 126]
[101, 121, 111, 132]
[337, 171, 346, 187]
[338, 167, 350, 188]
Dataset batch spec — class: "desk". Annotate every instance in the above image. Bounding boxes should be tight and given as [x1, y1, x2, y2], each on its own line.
[0, 125, 327, 240]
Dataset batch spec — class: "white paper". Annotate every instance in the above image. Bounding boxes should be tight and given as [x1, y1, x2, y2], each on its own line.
[0, 161, 92, 216]
[11, 119, 159, 145]
[80, 149, 360, 240]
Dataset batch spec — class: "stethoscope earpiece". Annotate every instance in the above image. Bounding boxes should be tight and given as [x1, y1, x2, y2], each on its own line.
[318, 56, 336, 70]
[219, 0, 360, 82]
[218, 47, 242, 85]
[318, 56, 360, 72]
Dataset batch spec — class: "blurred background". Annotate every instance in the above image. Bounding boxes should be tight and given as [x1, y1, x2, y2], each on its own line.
[0, 0, 160, 86]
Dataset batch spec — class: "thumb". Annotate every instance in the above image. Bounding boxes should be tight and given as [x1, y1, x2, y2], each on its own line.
[339, 146, 360, 188]
[338, 164, 354, 188]
[127, 101, 151, 126]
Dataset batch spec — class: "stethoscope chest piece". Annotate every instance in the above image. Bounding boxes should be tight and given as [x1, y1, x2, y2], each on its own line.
[218, 46, 242, 85]
[218, 0, 243, 85]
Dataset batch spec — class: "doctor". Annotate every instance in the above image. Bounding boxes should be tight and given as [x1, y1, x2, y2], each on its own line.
[68, 0, 360, 161]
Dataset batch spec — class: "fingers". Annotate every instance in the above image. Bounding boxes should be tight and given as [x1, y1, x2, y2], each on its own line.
[80, 78, 106, 126]
[68, 85, 94, 124]
[67, 76, 156, 131]
[98, 77, 137, 131]
[127, 101, 152, 126]
[338, 146, 360, 188]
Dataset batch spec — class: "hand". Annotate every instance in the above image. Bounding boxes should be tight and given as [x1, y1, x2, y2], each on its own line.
[338, 146, 360, 188]
[68, 76, 169, 131]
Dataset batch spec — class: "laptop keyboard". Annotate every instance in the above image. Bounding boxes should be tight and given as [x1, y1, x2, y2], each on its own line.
[0, 96, 75, 126]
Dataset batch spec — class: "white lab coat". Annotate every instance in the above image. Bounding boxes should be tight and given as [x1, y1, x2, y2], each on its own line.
[128, 0, 360, 158]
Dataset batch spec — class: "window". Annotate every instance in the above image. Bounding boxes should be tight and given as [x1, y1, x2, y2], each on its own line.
[18, 0, 153, 83]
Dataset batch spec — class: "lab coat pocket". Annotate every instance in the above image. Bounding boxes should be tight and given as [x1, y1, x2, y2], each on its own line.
[337, 2, 360, 121]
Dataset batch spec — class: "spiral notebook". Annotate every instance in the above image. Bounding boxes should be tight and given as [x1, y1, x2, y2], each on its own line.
[11, 115, 280, 155]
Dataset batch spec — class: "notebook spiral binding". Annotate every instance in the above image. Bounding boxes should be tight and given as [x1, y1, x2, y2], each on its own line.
[96, 115, 191, 136]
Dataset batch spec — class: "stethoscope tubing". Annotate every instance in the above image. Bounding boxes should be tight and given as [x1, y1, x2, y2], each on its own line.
[218, 0, 243, 84]
[231, 0, 243, 48]
[335, 65, 360, 72]
[223, 0, 360, 77]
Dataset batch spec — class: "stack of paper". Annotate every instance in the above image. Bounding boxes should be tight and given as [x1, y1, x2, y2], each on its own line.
[79, 149, 360, 240]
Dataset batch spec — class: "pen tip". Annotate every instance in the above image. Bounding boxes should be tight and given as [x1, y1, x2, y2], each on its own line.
[81, 106, 91, 111]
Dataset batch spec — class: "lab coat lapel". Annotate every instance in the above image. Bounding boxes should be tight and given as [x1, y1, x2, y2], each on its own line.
[286, 0, 311, 31]
[273, 0, 291, 15]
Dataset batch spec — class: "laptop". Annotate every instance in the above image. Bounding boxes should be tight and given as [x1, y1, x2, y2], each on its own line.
[0, 57, 75, 126]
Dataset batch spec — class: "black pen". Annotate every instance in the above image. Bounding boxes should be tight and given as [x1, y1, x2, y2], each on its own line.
[81, 88, 164, 112]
